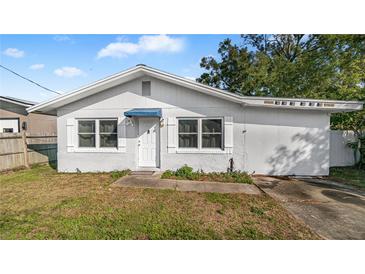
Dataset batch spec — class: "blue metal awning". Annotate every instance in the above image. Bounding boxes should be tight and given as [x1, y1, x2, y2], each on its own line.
[124, 108, 162, 118]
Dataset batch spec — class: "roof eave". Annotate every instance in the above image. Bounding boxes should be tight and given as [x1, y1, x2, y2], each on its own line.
[242, 99, 363, 113]
[26, 64, 364, 114]
[27, 66, 144, 113]
[0, 97, 34, 107]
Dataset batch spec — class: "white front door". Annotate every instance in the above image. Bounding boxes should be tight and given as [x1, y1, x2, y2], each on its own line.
[138, 118, 159, 167]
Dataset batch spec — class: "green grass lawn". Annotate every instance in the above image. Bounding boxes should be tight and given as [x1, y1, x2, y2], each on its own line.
[329, 166, 365, 189]
[0, 165, 319, 240]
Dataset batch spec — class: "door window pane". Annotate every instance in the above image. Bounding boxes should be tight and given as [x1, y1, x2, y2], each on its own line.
[3, 128, 14, 133]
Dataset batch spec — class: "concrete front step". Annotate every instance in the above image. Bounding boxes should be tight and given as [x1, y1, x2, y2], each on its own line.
[114, 175, 262, 195]
[130, 171, 155, 176]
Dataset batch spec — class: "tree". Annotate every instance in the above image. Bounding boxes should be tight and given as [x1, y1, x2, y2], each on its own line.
[198, 34, 365, 167]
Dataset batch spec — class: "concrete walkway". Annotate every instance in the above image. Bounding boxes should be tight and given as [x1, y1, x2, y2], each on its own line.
[114, 174, 262, 195]
[254, 176, 365, 239]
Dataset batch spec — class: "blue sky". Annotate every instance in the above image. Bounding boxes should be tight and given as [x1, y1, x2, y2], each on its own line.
[0, 34, 242, 103]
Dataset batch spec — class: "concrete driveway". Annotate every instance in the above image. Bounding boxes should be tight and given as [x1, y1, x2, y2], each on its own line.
[254, 176, 365, 239]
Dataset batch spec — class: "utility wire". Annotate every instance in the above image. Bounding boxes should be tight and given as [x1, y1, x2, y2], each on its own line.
[0, 64, 62, 95]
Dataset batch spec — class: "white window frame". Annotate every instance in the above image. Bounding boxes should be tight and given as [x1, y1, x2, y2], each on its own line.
[99, 119, 118, 148]
[177, 117, 224, 153]
[78, 119, 96, 148]
[201, 118, 223, 150]
[75, 118, 120, 153]
[177, 118, 199, 150]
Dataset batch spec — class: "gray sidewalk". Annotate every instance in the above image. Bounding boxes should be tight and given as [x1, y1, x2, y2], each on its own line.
[114, 174, 262, 195]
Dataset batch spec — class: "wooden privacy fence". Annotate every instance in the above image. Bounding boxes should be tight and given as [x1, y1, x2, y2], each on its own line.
[0, 132, 57, 171]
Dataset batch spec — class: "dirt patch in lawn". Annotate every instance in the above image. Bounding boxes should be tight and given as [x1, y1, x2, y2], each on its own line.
[0, 164, 320, 239]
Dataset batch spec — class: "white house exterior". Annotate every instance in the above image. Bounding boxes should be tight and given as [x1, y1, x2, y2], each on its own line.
[27, 65, 363, 176]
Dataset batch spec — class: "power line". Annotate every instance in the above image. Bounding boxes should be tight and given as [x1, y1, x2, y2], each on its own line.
[0, 64, 62, 95]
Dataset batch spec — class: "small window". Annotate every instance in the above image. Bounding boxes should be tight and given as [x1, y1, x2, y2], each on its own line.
[3, 128, 14, 133]
[100, 120, 118, 148]
[178, 119, 198, 148]
[202, 119, 223, 148]
[142, 81, 151, 96]
[78, 120, 96, 147]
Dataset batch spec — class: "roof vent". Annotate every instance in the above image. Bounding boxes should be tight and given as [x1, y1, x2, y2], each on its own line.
[309, 102, 315, 107]
[289, 101, 296, 106]
[136, 64, 146, 67]
[142, 81, 151, 96]
[300, 102, 307, 106]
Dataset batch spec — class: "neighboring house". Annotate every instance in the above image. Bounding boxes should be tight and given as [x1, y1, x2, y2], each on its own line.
[27, 65, 363, 175]
[0, 96, 56, 135]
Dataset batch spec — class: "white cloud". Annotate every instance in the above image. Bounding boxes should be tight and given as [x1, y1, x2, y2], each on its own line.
[53, 35, 71, 42]
[116, 36, 128, 42]
[97, 34, 184, 59]
[29, 64, 45, 70]
[3, 48, 25, 58]
[54, 67, 84, 78]
[138, 35, 184, 53]
[97, 42, 140, 58]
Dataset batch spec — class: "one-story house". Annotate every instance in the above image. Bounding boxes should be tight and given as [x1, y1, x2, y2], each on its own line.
[0, 96, 56, 135]
[27, 65, 363, 175]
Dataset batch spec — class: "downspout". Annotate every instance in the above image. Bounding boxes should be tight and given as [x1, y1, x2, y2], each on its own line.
[241, 102, 248, 171]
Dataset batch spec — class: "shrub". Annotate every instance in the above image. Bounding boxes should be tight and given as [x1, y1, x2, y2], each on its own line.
[160, 170, 174, 179]
[228, 171, 253, 184]
[111, 169, 130, 180]
[161, 165, 253, 184]
[175, 165, 194, 178]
